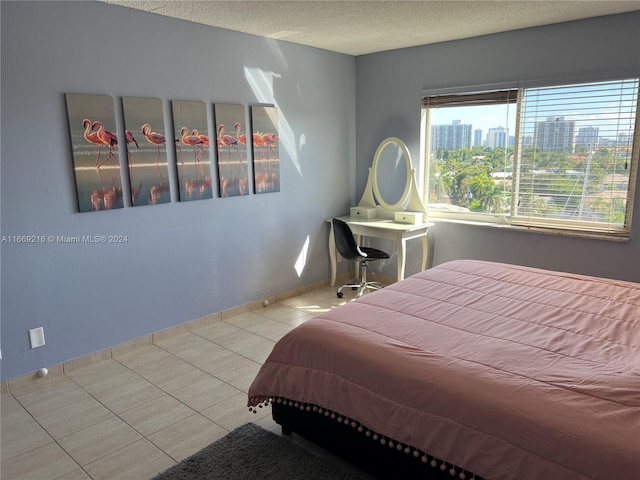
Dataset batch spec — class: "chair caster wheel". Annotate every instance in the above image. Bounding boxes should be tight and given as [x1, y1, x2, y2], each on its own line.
[337, 292, 343, 298]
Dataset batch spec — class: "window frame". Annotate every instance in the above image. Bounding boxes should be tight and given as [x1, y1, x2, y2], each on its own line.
[421, 74, 640, 241]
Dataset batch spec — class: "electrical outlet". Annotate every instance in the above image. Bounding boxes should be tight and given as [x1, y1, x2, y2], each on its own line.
[29, 327, 45, 348]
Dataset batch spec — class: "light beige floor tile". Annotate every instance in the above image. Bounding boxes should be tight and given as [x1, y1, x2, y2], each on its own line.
[218, 331, 276, 360]
[12, 378, 92, 418]
[173, 378, 242, 412]
[181, 346, 248, 377]
[290, 292, 350, 313]
[213, 359, 262, 392]
[119, 394, 194, 436]
[149, 365, 241, 412]
[90, 376, 164, 415]
[113, 344, 183, 377]
[56, 468, 92, 480]
[143, 360, 210, 391]
[170, 340, 236, 366]
[223, 311, 271, 330]
[251, 349, 273, 364]
[146, 363, 241, 412]
[32, 395, 113, 440]
[147, 413, 227, 462]
[83, 438, 175, 480]
[1, 397, 53, 461]
[201, 392, 270, 431]
[57, 416, 142, 466]
[65, 360, 140, 395]
[278, 294, 324, 309]
[6, 365, 65, 397]
[153, 331, 211, 356]
[1, 395, 25, 416]
[240, 317, 296, 342]
[256, 303, 313, 325]
[191, 321, 248, 345]
[1, 441, 79, 480]
[154, 334, 246, 373]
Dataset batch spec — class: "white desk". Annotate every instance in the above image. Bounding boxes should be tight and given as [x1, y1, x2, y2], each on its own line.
[328, 216, 433, 286]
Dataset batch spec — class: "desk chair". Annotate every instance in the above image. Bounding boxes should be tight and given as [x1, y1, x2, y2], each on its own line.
[332, 218, 390, 298]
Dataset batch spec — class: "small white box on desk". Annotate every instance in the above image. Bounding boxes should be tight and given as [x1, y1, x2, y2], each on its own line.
[394, 211, 424, 224]
[350, 207, 377, 219]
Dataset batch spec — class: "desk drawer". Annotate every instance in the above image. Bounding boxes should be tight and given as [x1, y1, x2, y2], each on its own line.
[394, 211, 424, 224]
[350, 207, 377, 219]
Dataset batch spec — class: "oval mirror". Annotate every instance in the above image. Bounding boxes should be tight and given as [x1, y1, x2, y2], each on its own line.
[371, 137, 412, 211]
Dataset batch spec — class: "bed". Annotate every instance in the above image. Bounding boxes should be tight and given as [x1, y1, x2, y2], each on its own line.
[247, 259, 640, 480]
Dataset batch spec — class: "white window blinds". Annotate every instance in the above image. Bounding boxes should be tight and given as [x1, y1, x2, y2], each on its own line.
[511, 78, 639, 235]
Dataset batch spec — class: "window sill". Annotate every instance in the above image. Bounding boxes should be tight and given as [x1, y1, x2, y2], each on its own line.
[429, 217, 631, 242]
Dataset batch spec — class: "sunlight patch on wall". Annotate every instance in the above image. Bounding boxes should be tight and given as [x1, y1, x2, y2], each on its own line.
[294, 235, 310, 277]
[244, 66, 301, 175]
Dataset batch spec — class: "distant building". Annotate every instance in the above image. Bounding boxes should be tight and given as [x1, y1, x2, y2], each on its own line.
[486, 127, 508, 149]
[534, 116, 576, 153]
[431, 120, 473, 151]
[618, 132, 632, 147]
[473, 129, 483, 147]
[576, 126, 599, 147]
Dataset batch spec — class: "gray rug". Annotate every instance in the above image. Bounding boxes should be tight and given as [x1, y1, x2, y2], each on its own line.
[152, 423, 363, 480]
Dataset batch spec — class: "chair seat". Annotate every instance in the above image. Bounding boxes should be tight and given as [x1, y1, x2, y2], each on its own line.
[357, 247, 390, 260]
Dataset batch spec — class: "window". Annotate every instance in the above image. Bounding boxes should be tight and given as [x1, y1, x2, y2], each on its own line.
[422, 77, 640, 239]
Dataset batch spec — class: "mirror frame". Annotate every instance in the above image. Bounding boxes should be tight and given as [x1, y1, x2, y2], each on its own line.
[371, 137, 412, 211]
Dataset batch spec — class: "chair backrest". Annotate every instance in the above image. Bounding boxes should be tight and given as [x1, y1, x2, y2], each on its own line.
[332, 218, 362, 261]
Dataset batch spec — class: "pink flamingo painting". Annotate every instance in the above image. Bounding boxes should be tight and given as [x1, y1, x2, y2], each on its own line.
[93, 121, 119, 168]
[234, 122, 247, 155]
[125, 130, 138, 149]
[191, 129, 209, 163]
[262, 132, 279, 160]
[217, 124, 240, 159]
[82, 119, 104, 167]
[252, 132, 267, 170]
[180, 127, 204, 163]
[141, 123, 166, 165]
[124, 129, 138, 166]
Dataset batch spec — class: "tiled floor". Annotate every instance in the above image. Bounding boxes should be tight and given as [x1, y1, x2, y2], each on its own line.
[1, 284, 375, 480]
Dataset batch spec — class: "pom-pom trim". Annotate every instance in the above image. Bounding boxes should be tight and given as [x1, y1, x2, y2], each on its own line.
[248, 395, 481, 479]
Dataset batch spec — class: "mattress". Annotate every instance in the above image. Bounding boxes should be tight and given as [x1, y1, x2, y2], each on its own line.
[248, 259, 640, 479]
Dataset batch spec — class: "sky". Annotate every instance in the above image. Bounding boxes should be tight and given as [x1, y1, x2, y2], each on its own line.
[430, 104, 516, 137]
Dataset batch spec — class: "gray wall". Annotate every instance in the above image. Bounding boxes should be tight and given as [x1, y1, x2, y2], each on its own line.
[356, 12, 640, 282]
[0, 1, 356, 380]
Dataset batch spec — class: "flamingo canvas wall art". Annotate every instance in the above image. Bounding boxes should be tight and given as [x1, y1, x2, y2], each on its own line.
[250, 105, 280, 194]
[171, 100, 213, 202]
[214, 103, 249, 197]
[122, 97, 171, 206]
[65, 93, 124, 212]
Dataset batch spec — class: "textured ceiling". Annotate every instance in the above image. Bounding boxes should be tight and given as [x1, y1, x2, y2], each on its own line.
[103, 0, 640, 56]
